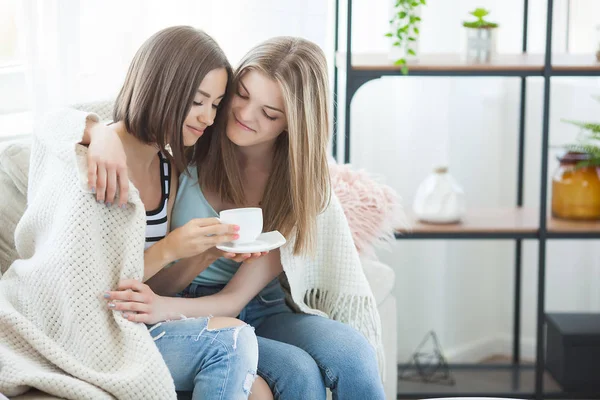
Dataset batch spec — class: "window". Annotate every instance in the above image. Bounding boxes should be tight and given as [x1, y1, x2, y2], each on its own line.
[567, 0, 600, 53]
[0, 0, 21, 67]
[0, 0, 28, 121]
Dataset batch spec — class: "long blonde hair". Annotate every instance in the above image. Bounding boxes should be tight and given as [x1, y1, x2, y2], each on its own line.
[197, 37, 331, 255]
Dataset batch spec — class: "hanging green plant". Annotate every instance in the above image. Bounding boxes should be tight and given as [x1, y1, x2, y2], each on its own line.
[385, 0, 426, 75]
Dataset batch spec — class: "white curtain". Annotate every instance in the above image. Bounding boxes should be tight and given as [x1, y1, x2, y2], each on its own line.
[7, 0, 331, 128]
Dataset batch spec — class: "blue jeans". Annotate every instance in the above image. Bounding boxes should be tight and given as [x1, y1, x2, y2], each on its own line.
[148, 317, 258, 400]
[181, 279, 385, 400]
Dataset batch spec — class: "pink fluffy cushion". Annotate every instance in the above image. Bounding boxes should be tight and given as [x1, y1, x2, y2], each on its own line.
[329, 162, 405, 257]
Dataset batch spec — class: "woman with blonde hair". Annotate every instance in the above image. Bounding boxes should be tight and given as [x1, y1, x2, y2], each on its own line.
[96, 37, 385, 399]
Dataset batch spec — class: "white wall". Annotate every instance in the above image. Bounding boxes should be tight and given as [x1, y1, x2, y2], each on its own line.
[342, 0, 600, 362]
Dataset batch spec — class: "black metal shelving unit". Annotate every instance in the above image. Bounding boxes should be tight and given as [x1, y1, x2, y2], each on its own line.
[332, 0, 600, 399]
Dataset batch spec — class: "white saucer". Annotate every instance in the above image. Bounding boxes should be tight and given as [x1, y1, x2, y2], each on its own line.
[217, 231, 287, 253]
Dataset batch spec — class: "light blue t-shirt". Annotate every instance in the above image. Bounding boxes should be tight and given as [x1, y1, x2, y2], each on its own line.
[171, 166, 241, 286]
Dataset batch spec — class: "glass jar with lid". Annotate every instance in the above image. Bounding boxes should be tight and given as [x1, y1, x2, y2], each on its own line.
[551, 152, 600, 220]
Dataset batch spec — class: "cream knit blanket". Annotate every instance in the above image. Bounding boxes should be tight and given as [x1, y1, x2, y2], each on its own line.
[0, 109, 176, 399]
[0, 106, 385, 398]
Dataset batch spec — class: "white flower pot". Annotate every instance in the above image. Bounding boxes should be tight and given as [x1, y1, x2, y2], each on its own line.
[465, 27, 497, 63]
[413, 166, 466, 224]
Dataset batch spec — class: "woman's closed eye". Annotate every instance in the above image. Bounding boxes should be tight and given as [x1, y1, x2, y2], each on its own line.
[193, 101, 220, 109]
[263, 111, 277, 121]
[235, 87, 276, 120]
[236, 89, 249, 100]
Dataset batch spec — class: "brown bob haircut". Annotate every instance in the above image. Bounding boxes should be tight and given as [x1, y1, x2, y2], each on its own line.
[113, 26, 232, 173]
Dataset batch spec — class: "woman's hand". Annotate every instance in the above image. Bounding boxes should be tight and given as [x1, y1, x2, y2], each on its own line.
[208, 247, 269, 264]
[86, 123, 129, 208]
[209, 247, 269, 264]
[163, 218, 242, 261]
[104, 279, 174, 325]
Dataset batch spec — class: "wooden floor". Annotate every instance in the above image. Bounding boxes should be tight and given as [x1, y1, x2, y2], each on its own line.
[395, 355, 600, 399]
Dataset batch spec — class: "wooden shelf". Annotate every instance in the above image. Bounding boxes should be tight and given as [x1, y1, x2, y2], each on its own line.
[551, 53, 600, 74]
[335, 52, 600, 76]
[337, 53, 543, 72]
[548, 216, 600, 238]
[397, 208, 538, 239]
[396, 207, 600, 239]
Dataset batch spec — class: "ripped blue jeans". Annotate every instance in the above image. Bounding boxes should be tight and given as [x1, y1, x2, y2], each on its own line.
[182, 279, 385, 400]
[148, 317, 258, 400]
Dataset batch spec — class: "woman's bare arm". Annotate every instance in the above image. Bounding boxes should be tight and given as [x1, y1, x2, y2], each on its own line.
[158, 249, 283, 318]
[105, 250, 282, 324]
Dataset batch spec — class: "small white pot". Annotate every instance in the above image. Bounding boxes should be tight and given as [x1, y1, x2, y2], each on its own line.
[413, 166, 466, 224]
[465, 27, 497, 63]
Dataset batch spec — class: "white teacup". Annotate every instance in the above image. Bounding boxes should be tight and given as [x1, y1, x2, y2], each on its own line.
[219, 207, 263, 244]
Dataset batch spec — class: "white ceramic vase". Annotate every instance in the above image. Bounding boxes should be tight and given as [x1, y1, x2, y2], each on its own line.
[413, 166, 466, 224]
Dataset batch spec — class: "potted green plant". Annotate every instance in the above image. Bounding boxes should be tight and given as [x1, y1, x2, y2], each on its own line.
[562, 120, 600, 168]
[463, 8, 499, 62]
[385, 0, 426, 75]
[552, 101, 600, 220]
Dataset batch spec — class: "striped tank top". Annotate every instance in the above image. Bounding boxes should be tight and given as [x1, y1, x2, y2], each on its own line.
[145, 152, 171, 249]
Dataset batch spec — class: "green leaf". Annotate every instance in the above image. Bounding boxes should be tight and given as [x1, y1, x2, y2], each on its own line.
[463, 20, 498, 29]
[414, 27, 420, 34]
[565, 143, 600, 159]
[420, 0, 426, 4]
[385, 33, 393, 37]
[394, 58, 407, 66]
[563, 120, 600, 133]
[472, 8, 489, 18]
[408, 37, 416, 41]
[408, 48, 416, 56]
[569, 140, 600, 152]
[393, 41, 401, 46]
[398, 11, 407, 19]
[415, 16, 422, 22]
[576, 158, 600, 169]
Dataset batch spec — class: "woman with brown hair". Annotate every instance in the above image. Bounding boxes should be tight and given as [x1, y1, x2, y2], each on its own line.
[1, 26, 264, 400]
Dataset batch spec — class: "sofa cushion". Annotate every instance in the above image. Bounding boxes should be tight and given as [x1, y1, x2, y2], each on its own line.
[329, 162, 405, 258]
[0, 139, 31, 275]
[0, 139, 30, 194]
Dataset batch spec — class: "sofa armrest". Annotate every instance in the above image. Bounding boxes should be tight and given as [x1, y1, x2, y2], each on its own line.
[361, 258, 395, 306]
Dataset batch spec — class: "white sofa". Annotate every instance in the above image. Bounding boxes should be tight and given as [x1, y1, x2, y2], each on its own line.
[0, 132, 397, 399]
